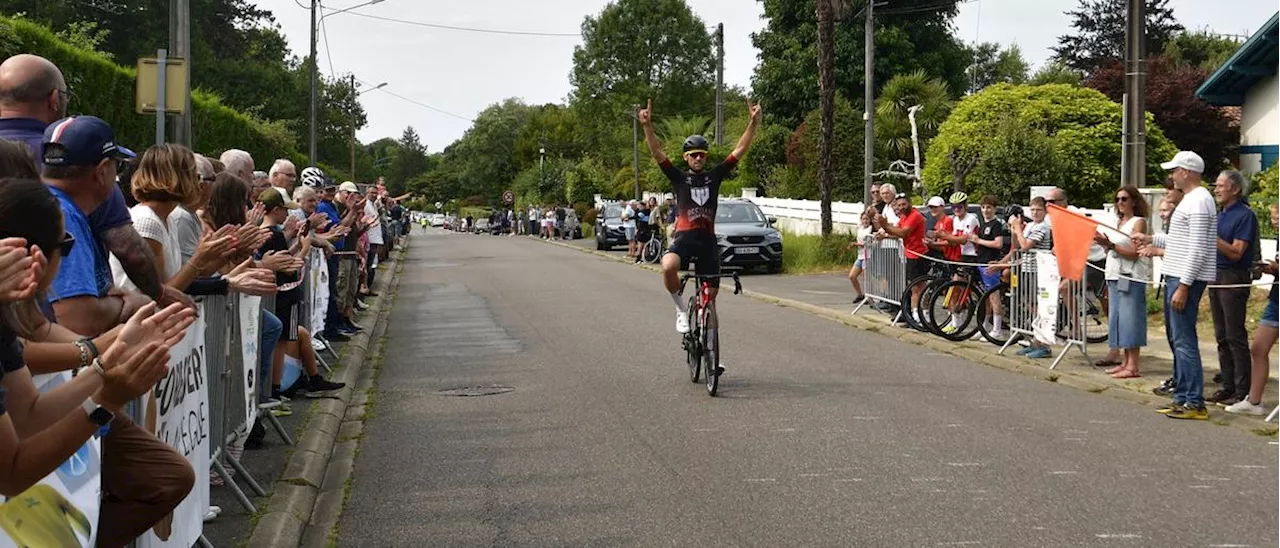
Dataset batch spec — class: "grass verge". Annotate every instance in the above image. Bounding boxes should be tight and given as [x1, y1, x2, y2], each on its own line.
[780, 229, 858, 274]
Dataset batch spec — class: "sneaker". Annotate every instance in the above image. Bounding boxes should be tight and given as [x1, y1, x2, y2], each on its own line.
[1165, 405, 1209, 420]
[1155, 402, 1180, 414]
[322, 330, 351, 342]
[1206, 390, 1234, 404]
[676, 311, 690, 334]
[345, 320, 364, 332]
[1224, 399, 1267, 416]
[1015, 345, 1034, 356]
[942, 325, 959, 335]
[714, 363, 725, 376]
[311, 338, 327, 352]
[203, 506, 222, 522]
[355, 299, 369, 311]
[989, 329, 1003, 339]
[271, 406, 293, 418]
[305, 376, 346, 397]
[1025, 347, 1051, 359]
[851, 294, 865, 305]
[1152, 381, 1175, 397]
[1217, 395, 1244, 407]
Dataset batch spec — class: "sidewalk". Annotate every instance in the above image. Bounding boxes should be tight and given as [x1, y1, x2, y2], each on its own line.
[537, 235, 1279, 434]
[745, 271, 1279, 413]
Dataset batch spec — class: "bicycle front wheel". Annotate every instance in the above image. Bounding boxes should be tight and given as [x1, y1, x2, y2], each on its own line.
[702, 301, 720, 396]
[976, 282, 1012, 346]
[926, 280, 982, 342]
[686, 296, 702, 383]
[643, 238, 663, 263]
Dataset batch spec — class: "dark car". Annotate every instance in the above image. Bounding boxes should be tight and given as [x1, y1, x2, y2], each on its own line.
[711, 200, 783, 273]
[595, 202, 628, 250]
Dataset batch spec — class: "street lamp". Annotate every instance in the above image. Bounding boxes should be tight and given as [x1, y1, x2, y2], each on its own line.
[310, 0, 387, 167]
[349, 80, 388, 180]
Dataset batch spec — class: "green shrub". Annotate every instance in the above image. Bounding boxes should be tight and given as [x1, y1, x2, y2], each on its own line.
[0, 16, 306, 165]
[779, 229, 858, 274]
[922, 83, 1178, 208]
[1251, 164, 1278, 237]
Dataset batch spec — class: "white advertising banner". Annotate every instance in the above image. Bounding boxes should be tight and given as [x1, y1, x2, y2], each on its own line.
[139, 309, 209, 548]
[1034, 252, 1061, 346]
[0, 373, 102, 548]
[308, 248, 329, 333]
[238, 294, 261, 428]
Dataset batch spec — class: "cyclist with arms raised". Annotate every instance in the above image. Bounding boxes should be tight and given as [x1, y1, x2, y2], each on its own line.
[639, 98, 762, 336]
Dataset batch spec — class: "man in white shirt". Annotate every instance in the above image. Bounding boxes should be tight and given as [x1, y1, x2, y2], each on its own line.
[1133, 151, 1218, 420]
[622, 200, 638, 259]
[363, 186, 384, 295]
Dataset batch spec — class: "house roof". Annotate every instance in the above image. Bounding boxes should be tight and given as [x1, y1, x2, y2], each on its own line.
[1195, 12, 1279, 106]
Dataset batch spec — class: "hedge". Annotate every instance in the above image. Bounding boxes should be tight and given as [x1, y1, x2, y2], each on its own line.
[0, 16, 309, 168]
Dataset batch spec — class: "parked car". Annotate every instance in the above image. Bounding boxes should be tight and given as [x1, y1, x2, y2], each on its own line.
[710, 199, 783, 273]
[472, 218, 490, 234]
[594, 202, 628, 250]
[428, 214, 445, 227]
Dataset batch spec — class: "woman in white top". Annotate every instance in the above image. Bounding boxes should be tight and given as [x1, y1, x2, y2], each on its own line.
[845, 208, 876, 304]
[1095, 185, 1150, 378]
[110, 144, 230, 295]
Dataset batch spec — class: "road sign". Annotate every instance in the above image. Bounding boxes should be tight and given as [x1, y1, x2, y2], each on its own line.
[502, 190, 515, 204]
[435, 202, 443, 210]
[135, 56, 189, 114]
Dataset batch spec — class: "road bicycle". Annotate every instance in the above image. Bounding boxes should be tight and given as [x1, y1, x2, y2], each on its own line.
[680, 272, 743, 397]
[922, 263, 986, 342]
[640, 227, 665, 264]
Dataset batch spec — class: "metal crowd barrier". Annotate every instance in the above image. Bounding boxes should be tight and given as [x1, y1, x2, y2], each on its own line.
[996, 250, 1090, 369]
[853, 239, 906, 320]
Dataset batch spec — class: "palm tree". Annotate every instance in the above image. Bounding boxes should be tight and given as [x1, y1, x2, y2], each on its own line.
[657, 115, 713, 144]
[875, 70, 954, 190]
[815, 0, 852, 237]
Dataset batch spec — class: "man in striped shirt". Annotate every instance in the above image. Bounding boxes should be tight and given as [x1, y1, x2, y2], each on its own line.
[1134, 151, 1218, 420]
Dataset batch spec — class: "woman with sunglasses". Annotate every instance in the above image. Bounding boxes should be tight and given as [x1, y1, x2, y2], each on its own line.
[1095, 186, 1150, 378]
[0, 177, 195, 504]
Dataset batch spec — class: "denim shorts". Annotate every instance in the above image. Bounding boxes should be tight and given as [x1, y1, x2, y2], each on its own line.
[854, 258, 865, 269]
[625, 226, 637, 241]
[1261, 291, 1279, 329]
[980, 269, 1002, 290]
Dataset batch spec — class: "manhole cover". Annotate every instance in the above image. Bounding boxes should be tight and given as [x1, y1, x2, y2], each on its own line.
[436, 386, 515, 397]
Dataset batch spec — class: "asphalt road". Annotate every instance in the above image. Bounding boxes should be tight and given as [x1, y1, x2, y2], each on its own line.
[339, 229, 1278, 547]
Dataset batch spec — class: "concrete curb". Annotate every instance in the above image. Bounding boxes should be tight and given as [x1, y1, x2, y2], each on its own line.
[532, 235, 1279, 438]
[244, 242, 410, 548]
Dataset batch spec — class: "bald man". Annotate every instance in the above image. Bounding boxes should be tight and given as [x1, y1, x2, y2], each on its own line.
[0, 54, 189, 315]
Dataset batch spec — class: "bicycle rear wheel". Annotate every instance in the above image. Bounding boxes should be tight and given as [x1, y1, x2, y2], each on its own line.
[702, 301, 720, 396]
[686, 296, 702, 383]
[976, 282, 1012, 346]
[899, 275, 934, 332]
[926, 280, 982, 342]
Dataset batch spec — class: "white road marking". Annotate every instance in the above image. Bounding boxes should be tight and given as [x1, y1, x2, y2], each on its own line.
[945, 462, 982, 467]
[1048, 471, 1079, 475]
[798, 473, 829, 478]
[744, 478, 777, 483]
[1095, 533, 1143, 539]
[834, 478, 864, 482]
[936, 541, 981, 546]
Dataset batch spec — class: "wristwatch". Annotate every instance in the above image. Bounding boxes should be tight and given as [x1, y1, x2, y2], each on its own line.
[81, 398, 114, 427]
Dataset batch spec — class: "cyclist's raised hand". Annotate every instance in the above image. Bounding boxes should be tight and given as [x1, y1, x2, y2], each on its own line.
[638, 99, 653, 126]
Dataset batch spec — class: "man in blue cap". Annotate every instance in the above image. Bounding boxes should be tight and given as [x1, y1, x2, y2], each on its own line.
[0, 54, 187, 314]
[38, 114, 197, 548]
[41, 116, 153, 338]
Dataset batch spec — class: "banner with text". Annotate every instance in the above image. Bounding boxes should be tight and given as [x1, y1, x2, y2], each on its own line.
[308, 248, 329, 333]
[238, 295, 260, 428]
[139, 309, 209, 548]
[0, 373, 102, 548]
[1034, 252, 1061, 346]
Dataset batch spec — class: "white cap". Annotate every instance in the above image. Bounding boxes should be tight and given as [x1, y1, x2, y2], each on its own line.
[1160, 151, 1205, 174]
[338, 181, 359, 193]
[926, 196, 946, 207]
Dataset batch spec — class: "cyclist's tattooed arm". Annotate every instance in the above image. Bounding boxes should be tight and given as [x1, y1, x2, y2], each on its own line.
[638, 99, 668, 165]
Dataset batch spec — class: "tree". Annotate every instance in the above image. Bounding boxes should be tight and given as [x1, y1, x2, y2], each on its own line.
[569, 0, 715, 158]
[1052, 0, 1183, 76]
[386, 127, 428, 195]
[782, 95, 864, 201]
[815, 0, 852, 236]
[1029, 61, 1084, 86]
[751, 0, 971, 128]
[1084, 56, 1238, 179]
[875, 70, 953, 174]
[922, 83, 1179, 207]
[966, 42, 1029, 92]
[1162, 30, 1243, 72]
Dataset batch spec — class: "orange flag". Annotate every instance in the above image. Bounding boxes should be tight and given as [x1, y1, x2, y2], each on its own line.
[1046, 204, 1100, 282]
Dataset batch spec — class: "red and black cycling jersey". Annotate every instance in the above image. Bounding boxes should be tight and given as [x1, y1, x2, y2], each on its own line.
[659, 154, 738, 234]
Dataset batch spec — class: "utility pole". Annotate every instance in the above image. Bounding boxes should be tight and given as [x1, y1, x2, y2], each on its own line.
[168, 0, 191, 145]
[349, 74, 357, 181]
[309, 0, 319, 166]
[1121, 0, 1147, 188]
[862, 0, 875, 205]
[633, 104, 641, 201]
[714, 23, 725, 146]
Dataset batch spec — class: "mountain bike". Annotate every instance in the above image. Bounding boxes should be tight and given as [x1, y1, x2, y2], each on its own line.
[680, 272, 743, 397]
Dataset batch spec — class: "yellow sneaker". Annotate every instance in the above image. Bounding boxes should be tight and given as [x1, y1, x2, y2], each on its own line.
[1165, 405, 1209, 420]
[1155, 402, 1179, 414]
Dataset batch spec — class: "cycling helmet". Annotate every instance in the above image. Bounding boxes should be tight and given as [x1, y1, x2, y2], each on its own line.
[682, 135, 709, 154]
[948, 191, 969, 205]
[301, 166, 327, 188]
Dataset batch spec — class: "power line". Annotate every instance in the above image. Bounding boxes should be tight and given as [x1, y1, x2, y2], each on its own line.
[341, 11, 579, 37]
[320, 15, 336, 76]
[355, 77, 474, 122]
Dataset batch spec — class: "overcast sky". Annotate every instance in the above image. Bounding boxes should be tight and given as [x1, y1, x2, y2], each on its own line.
[258, 0, 1278, 153]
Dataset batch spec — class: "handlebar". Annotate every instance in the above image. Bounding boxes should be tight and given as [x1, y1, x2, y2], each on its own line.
[679, 272, 743, 295]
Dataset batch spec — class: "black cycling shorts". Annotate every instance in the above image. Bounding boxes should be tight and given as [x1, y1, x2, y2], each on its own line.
[667, 230, 721, 287]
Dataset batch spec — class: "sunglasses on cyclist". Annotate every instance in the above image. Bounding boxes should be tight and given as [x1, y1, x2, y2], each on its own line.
[686, 152, 707, 159]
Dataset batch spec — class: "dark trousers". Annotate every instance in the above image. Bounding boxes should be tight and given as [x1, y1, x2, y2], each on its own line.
[98, 415, 195, 548]
[324, 255, 342, 333]
[366, 247, 379, 288]
[1210, 268, 1252, 396]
